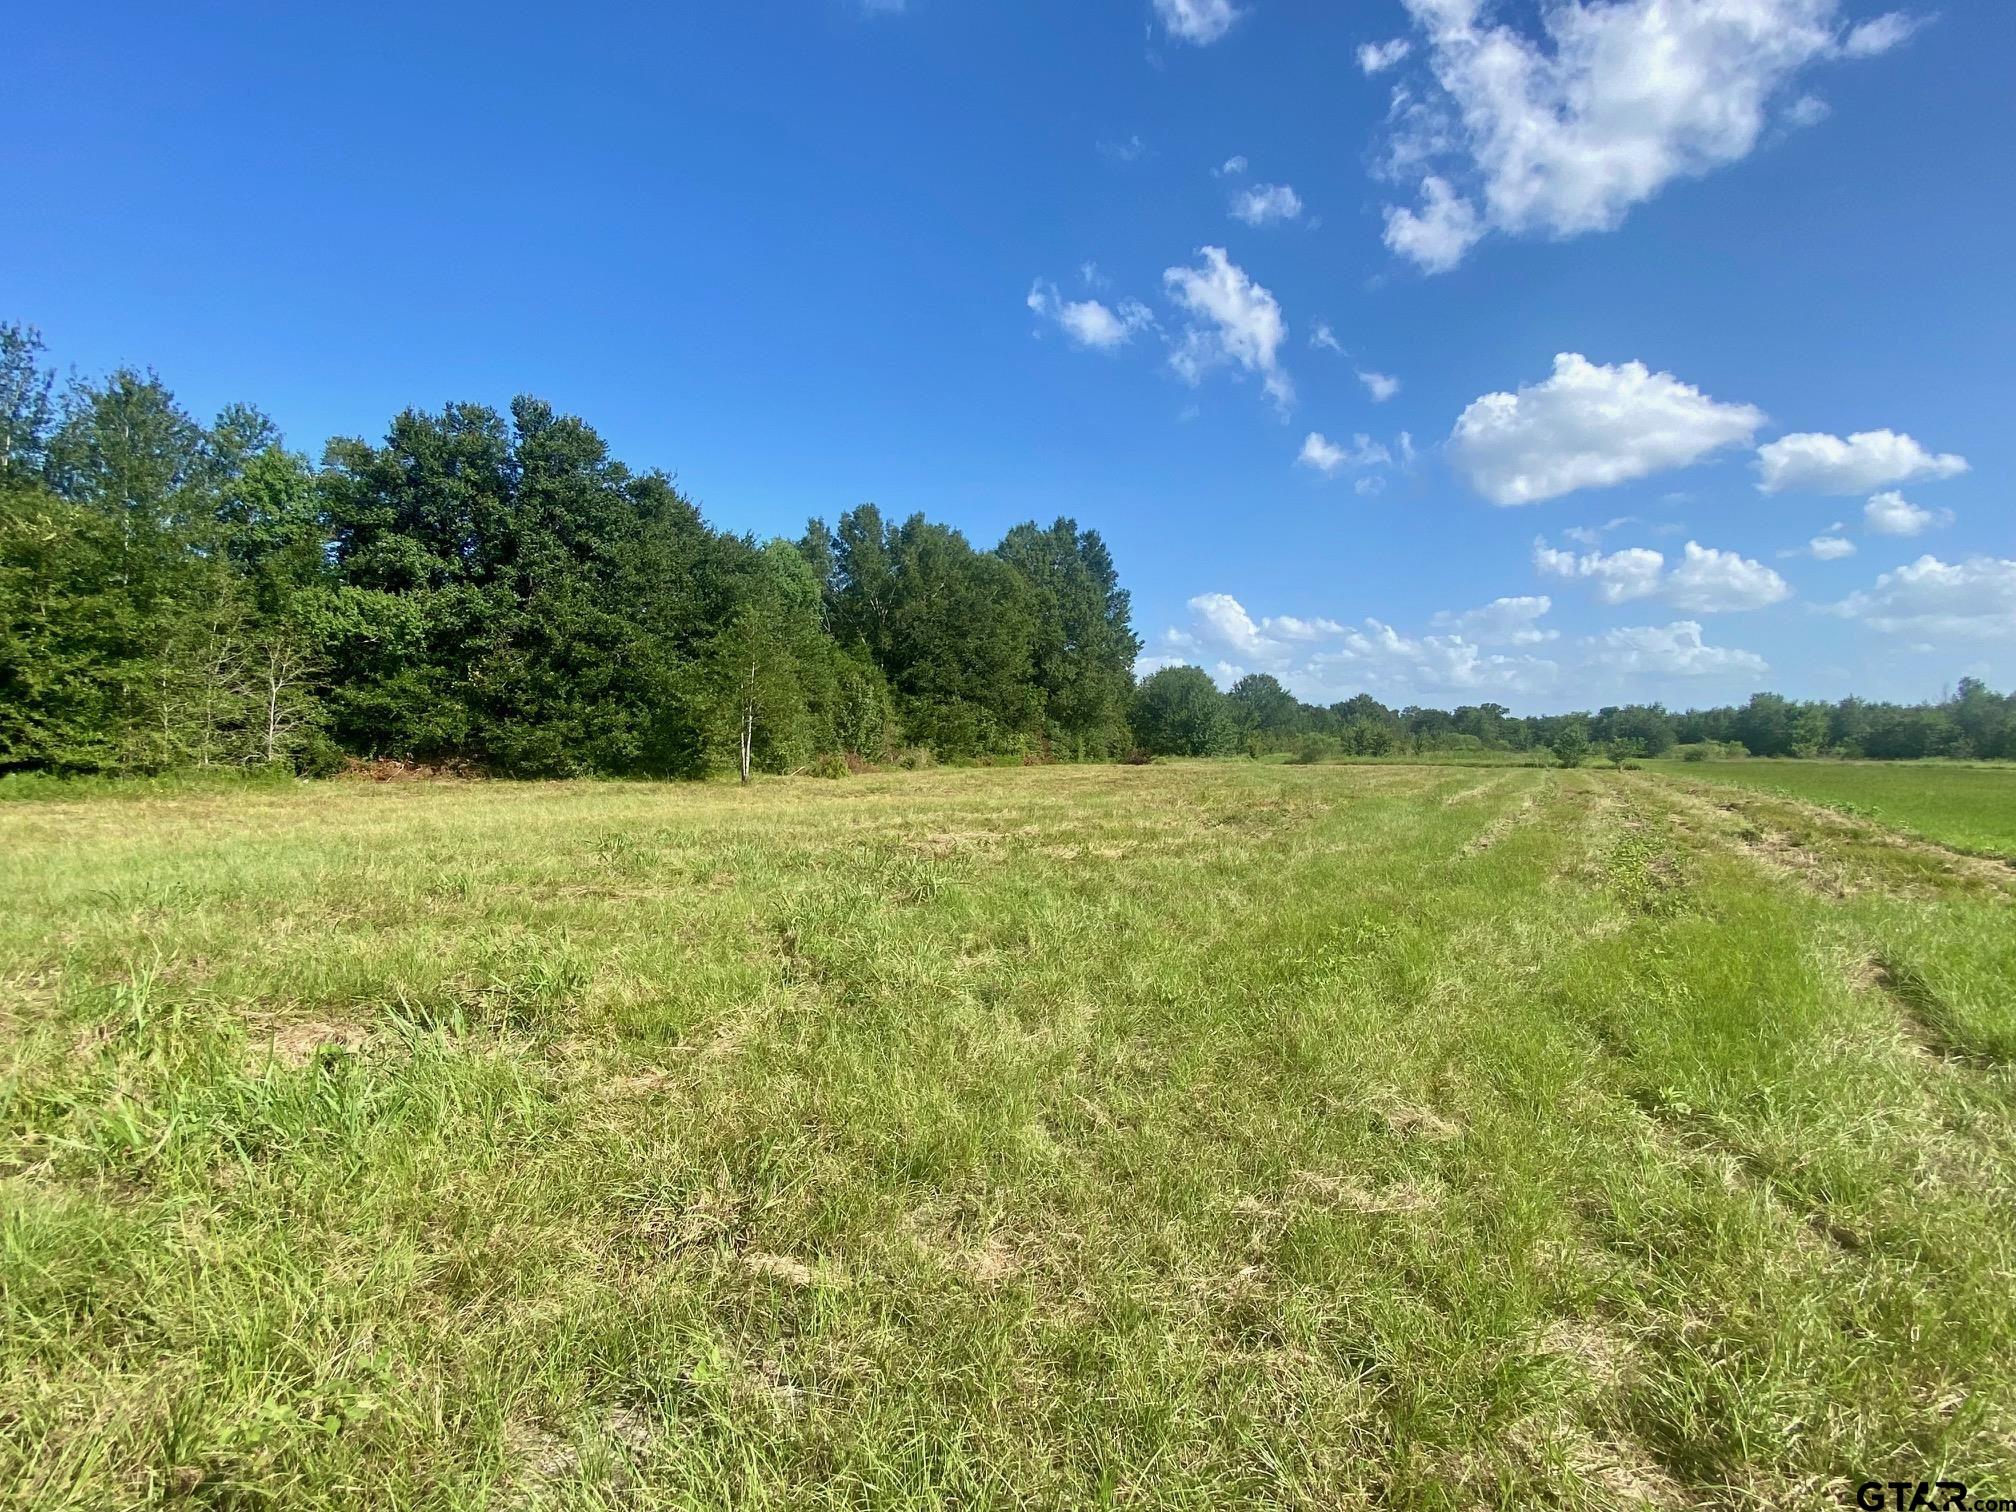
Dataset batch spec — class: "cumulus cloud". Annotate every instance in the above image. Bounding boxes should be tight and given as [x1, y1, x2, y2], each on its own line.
[1534, 539, 1667, 604]
[1358, 369, 1401, 402]
[1664, 541, 1792, 612]
[1026, 279, 1154, 351]
[1806, 534, 1856, 560]
[1756, 429, 1969, 494]
[1310, 322, 1344, 353]
[1382, 174, 1483, 274]
[1160, 586, 1787, 702]
[1359, 37, 1413, 74]
[1180, 593, 1342, 663]
[1153, 0, 1241, 45]
[1217, 154, 1249, 176]
[1313, 621, 1559, 695]
[1830, 556, 2016, 639]
[1158, 593, 1556, 699]
[1374, 0, 1916, 272]
[1430, 595, 1558, 644]
[1230, 182, 1305, 226]
[1585, 620, 1770, 677]
[1298, 431, 1394, 477]
[1537, 537, 1787, 611]
[1164, 247, 1292, 407]
[1452, 353, 1764, 506]
[1863, 489, 1953, 536]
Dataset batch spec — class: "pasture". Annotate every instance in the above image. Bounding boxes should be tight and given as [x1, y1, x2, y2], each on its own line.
[3, 763, 2014, 1508]
[1646, 758, 2016, 858]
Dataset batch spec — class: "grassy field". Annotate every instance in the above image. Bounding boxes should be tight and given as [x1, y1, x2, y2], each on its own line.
[4, 763, 2015, 1508]
[1646, 758, 2016, 858]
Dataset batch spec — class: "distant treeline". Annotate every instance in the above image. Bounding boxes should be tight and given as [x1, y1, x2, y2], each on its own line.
[3, 321, 2004, 781]
[0, 323, 1139, 777]
[1132, 666, 2016, 763]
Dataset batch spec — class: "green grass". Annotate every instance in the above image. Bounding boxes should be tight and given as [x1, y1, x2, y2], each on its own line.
[4, 763, 2015, 1507]
[1646, 758, 2016, 857]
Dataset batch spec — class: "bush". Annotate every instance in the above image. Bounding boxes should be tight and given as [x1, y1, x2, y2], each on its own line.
[1549, 728, 1590, 769]
[895, 746, 936, 771]
[1290, 734, 1341, 765]
[810, 751, 849, 779]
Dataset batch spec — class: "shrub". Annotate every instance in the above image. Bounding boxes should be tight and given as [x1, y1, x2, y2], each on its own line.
[895, 746, 936, 771]
[810, 752, 849, 779]
[1549, 728, 1590, 769]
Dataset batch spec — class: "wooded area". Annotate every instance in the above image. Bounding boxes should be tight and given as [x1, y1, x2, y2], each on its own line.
[2, 321, 2008, 779]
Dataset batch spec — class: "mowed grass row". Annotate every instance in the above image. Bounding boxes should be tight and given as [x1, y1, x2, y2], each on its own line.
[1645, 757, 2016, 858]
[2, 763, 2013, 1508]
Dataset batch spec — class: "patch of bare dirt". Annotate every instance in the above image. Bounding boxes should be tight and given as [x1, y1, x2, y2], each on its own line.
[740, 1251, 829, 1288]
[1380, 1101, 1462, 1143]
[255, 1021, 369, 1069]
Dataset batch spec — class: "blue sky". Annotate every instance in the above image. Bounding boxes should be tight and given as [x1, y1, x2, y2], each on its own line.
[5, 0, 2009, 712]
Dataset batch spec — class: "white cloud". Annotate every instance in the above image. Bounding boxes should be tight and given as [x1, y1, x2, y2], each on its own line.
[1663, 540, 1792, 612]
[1217, 154, 1249, 176]
[1358, 37, 1413, 74]
[1431, 595, 1558, 644]
[1230, 182, 1304, 226]
[1170, 593, 1557, 698]
[1153, 0, 1241, 45]
[1358, 369, 1401, 402]
[1310, 322, 1344, 352]
[1099, 134, 1148, 163]
[1157, 586, 1796, 702]
[1375, 0, 1914, 271]
[1863, 489, 1952, 536]
[1182, 593, 1345, 665]
[1756, 429, 1969, 494]
[1299, 431, 1393, 477]
[1536, 536, 1789, 611]
[1585, 621, 1770, 677]
[1785, 93, 1832, 127]
[1164, 246, 1292, 407]
[1534, 539, 1666, 604]
[1807, 534, 1856, 560]
[1027, 279, 1153, 351]
[859, 0, 906, 13]
[1382, 174, 1483, 274]
[1841, 11, 1924, 57]
[1831, 556, 2016, 639]
[1452, 353, 1764, 505]
[1312, 621, 1558, 696]
[1298, 434, 1347, 474]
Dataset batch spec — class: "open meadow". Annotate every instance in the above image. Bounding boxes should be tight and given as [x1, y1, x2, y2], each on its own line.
[1645, 759, 2016, 859]
[4, 762, 2015, 1508]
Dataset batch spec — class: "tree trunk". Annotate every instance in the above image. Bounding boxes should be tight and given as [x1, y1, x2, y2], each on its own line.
[740, 701, 753, 784]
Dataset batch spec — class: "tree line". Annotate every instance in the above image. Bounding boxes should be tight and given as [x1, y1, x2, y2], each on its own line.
[4, 320, 2004, 781]
[0, 323, 1138, 778]
[1131, 667, 2016, 763]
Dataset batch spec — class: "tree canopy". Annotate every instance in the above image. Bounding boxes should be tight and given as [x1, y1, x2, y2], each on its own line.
[2, 320, 2006, 781]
